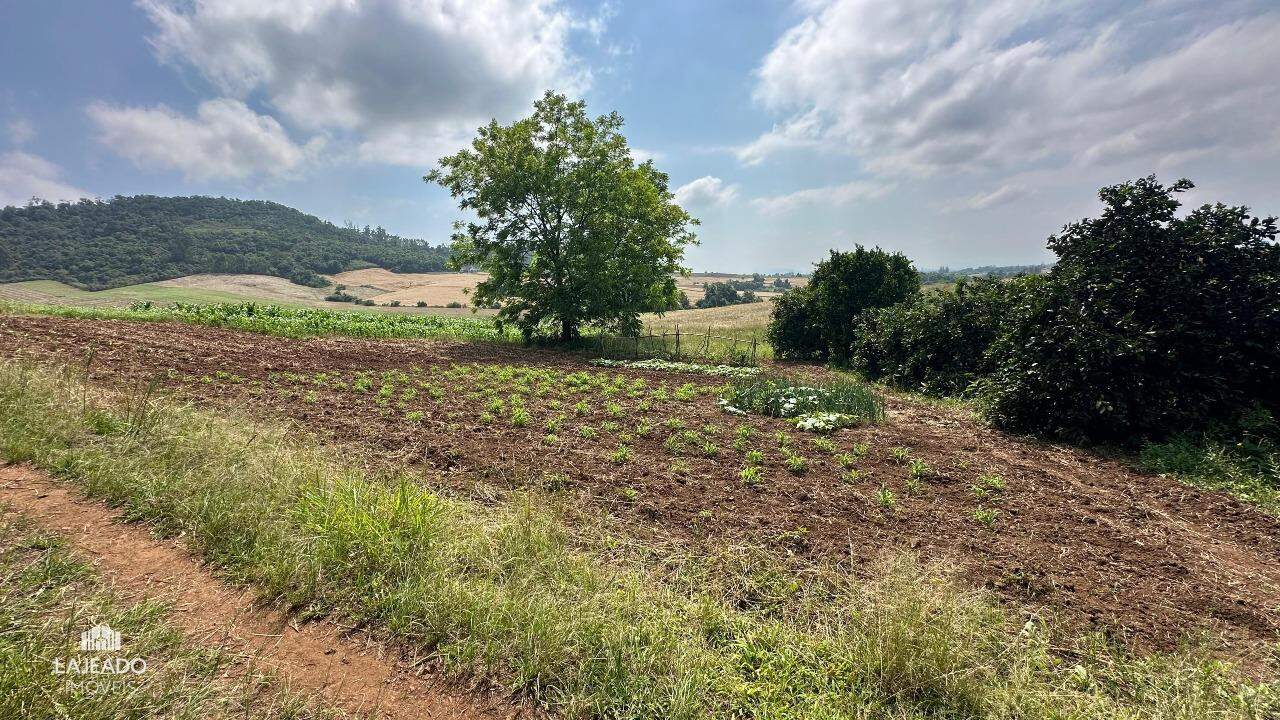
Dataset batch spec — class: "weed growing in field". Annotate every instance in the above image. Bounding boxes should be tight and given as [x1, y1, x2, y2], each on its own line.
[835, 453, 858, 469]
[578, 425, 598, 440]
[971, 474, 1007, 501]
[842, 469, 863, 484]
[877, 484, 897, 508]
[510, 407, 530, 427]
[740, 465, 763, 487]
[609, 444, 632, 464]
[811, 437, 837, 454]
[543, 433, 559, 445]
[908, 459, 932, 481]
[745, 450, 765, 465]
[664, 434, 685, 453]
[889, 446, 912, 463]
[972, 508, 1000, 528]
[784, 452, 808, 475]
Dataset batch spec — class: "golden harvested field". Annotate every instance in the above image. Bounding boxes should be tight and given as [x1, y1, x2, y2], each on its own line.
[641, 298, 774, 333]
[328, 268, 486, 306]
[155, 273, 333, 304]
[675, 273, 804, 303]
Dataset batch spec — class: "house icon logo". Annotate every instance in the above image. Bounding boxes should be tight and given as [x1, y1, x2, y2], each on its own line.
[79, 623, 121, 652]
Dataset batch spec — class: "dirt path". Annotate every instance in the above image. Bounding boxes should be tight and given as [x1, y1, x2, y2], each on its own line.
[0, 465, 519, 720]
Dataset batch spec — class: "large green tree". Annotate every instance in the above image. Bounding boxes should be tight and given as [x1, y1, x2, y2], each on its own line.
[768, 246, 919, 362]
[427, 92, 697, 340]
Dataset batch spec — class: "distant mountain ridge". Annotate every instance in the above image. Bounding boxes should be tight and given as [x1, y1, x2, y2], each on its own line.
[0, 195, 452, 290]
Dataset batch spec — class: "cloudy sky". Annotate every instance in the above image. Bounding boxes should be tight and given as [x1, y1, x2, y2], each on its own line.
[2, 0, 1277, 272]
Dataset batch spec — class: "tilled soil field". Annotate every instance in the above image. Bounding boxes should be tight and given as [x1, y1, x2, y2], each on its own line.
[4, 313, 1279, 660]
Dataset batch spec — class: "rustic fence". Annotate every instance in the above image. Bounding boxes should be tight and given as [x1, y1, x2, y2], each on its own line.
[593, 323, 760, 365]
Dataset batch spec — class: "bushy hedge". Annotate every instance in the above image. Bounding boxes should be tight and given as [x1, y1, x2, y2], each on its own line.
[851, 276, 1040, 396]
[976, 178, 1280, 442]
[842, 177, 1280, 444]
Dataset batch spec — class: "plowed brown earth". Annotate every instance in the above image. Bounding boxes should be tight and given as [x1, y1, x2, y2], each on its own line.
[0, 465, 518, 720]
[3, 314, 1279, 661]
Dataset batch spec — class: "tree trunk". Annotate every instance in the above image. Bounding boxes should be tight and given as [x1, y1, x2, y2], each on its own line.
[560, 318, 574, 342]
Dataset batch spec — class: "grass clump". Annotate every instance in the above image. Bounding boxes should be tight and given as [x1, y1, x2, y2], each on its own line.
[1141, 433, 1280, 515]
[0, 361, 1275, 719]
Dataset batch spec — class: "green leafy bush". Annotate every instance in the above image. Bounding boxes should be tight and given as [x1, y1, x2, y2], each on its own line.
[977, 177, 1280, 442]
[852, 276, 1039, 396]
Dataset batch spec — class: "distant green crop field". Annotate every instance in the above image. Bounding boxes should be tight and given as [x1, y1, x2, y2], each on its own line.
[0, 300, 514, 342]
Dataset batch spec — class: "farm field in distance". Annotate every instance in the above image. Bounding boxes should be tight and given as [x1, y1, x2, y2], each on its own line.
[0, 269, 793, 322]
[3, 309, 1278, 666]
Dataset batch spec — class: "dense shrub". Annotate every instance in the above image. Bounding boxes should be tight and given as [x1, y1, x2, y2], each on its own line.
[766, 286, 825, 360]
[852, 276, 1040, 396]
[769, 247, 919, 362]
[977, 177, 1280, 442]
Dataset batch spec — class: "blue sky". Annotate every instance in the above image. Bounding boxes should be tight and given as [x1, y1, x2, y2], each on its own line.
[2, 1, 1278, 272]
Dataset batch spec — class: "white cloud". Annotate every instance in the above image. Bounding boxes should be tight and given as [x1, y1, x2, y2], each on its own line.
[941, 183, 1029, 213]
[0, 152, 93, 207]
[674, 176, 739, 208]
[7, 118, 35, 146]
[88, 99, 319, 181]
[138, 0, 593, 167]
[748, 1, 1280, 176]
[751, 179, 893, 215]
[630, 147, 664, 164]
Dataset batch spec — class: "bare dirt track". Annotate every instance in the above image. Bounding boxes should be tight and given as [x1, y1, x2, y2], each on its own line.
[0, 465, 518, 720]
[3, 313, 1280, 662]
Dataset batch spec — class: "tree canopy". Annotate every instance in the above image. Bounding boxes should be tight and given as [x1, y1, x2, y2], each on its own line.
[427, 92, 697, 340]
[768, 246, 920, 362]
[0, 195, 451, 290]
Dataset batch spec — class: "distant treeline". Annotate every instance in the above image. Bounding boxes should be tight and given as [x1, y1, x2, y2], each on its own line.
[918, 264, 1051, 285]
[0, 195, 453, 290]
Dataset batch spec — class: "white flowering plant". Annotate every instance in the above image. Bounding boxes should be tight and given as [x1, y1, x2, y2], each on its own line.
[591, 358, 761, 378]
[720, 376, 883, 427]
[794, 412, 860, 433]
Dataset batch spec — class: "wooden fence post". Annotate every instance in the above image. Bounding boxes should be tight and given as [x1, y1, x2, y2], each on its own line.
[674, 324, 681, 360]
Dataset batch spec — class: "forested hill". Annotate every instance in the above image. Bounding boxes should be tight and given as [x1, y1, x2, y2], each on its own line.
[0, 195, 453, 290]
